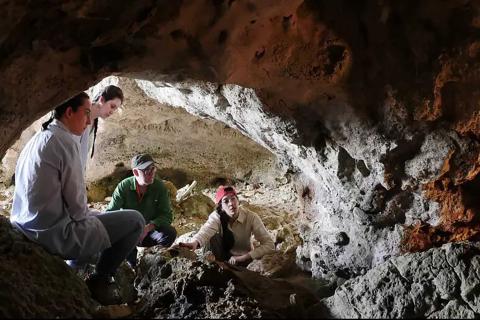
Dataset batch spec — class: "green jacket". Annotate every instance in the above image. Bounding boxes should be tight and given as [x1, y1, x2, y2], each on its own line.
[106, 176, 173, 227]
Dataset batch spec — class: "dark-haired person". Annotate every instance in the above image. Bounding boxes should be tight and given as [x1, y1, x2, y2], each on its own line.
[79, 85, 123, 173]
[106, 153, 177, 269]
[10, 92, 145, 305]
[179, 186, 274, 266]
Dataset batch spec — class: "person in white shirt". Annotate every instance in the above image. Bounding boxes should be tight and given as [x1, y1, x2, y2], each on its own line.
[79, 85, 123, 173]
[10, 92, 145, 305]
[179, 185, 274, 266]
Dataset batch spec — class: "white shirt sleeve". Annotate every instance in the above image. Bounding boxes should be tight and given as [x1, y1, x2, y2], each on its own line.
[192, 212, 221, 247]
[79, 124, 92, 175]
[248, 213, 275, 259]
[60, 134, 91, 221]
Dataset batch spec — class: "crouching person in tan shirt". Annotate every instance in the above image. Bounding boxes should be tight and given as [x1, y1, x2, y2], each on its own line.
[179, 185, 274, 266]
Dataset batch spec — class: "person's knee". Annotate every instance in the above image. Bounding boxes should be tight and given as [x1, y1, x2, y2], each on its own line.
[165, 224, 176, 238]
[170, 225, 177, 238]
[155, 225, 176, 246]
[127, 210, 145, 229]
[165, 226, 177, 246]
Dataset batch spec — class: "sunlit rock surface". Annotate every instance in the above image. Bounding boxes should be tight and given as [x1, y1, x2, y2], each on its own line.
[85, 78, 283, 189]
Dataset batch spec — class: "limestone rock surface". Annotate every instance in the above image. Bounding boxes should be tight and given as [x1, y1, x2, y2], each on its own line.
[322, 241, 480, 319]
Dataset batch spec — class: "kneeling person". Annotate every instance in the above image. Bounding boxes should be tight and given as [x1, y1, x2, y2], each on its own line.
[107, 154, 177, 268]
[179, 186, 274, 266]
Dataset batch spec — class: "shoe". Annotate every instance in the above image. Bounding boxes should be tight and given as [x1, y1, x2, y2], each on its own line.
[126, 259, 136, 269]
[106, 275, 116, 284]
[85, 274, 122, 306]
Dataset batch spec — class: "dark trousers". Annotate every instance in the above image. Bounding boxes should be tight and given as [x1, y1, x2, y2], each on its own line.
[205, 233, 230, 262]
[126, 224, 177, 267]
[206, 233, 250, 267]
[94, 210, 145, 277]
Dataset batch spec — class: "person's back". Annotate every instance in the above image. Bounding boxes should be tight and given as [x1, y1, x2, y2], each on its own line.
[11, 119, 109, 261]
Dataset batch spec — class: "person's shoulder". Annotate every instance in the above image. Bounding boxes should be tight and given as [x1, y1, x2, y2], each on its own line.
[117, 176, 135, 189]
[241, 206, 262, 221]
[33, 129, 54, 146]
[48, 126, 78, 153]
[208, 210, 221, 220]
[153, 178, 171, 192]
[153, 178, 165, 186]
[33, 129, 66, 155]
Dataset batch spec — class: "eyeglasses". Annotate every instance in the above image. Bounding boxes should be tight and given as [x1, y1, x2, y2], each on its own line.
[140, 165, 156, 175]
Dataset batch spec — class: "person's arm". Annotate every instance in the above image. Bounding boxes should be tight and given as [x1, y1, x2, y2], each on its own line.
[79, 125, 92, 175]
[151, 182, 173, 226]
[188, 212, 221, 248]
[59, 141, 90, 221]
[106, 182, 126, 211]
[248, 213, 275, 260]
[178, 240, 200, 250]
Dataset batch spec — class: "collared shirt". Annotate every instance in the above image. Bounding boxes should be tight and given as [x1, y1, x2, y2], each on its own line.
[10, 119, 111, 261]
[192, 206, 274, 259]
[106, 176, 173, 226]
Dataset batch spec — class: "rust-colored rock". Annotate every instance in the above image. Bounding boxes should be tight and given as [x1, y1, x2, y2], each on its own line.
[402, 148, 480, 252]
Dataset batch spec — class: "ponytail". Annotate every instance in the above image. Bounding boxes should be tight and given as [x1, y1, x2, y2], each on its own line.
[90, 118, 98, 158]
[41, 112, 55, 131]
[216, 206, 235, 260]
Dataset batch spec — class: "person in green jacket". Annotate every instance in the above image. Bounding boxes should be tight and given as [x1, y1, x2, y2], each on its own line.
[106, 153, 177, 268]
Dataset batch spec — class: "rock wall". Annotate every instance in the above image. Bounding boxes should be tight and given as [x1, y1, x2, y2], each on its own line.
[0, 216, 96, 318]
[1, 0, 480, 287]
[320, 241, 480, 319]
[86, 77, 281, 188]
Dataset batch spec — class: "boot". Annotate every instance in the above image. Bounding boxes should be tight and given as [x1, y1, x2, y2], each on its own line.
[85, 273, 122, 306]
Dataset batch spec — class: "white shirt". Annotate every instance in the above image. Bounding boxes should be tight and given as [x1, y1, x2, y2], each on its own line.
[192, 206, 275, 259]
[11, 120, 110, 261]
[79, 123, 93, 174]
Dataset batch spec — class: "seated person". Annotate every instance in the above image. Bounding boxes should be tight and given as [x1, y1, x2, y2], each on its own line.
[179, 185, 274, 266]
[10, 92, 145, 306]
[107, 153, 177, 268]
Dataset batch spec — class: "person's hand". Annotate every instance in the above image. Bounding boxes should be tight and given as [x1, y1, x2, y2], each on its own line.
[178, 241, 199, 251]
[228, 254, 252, 265]
[138, 223, 155, 244]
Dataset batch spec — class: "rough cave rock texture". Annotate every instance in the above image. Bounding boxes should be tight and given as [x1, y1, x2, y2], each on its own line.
[134, 247, 319, 318]
[2, 0, 480, 281]
[0, 216, 96, 318]
[322, 241, 480, 319]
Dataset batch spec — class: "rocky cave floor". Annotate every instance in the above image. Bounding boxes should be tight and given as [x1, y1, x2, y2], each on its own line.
[3, 179, 480, 319]
[0, 178, 336, 318]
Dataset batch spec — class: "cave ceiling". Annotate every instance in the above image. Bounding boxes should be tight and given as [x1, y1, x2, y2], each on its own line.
[2, 0, 479, 155]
